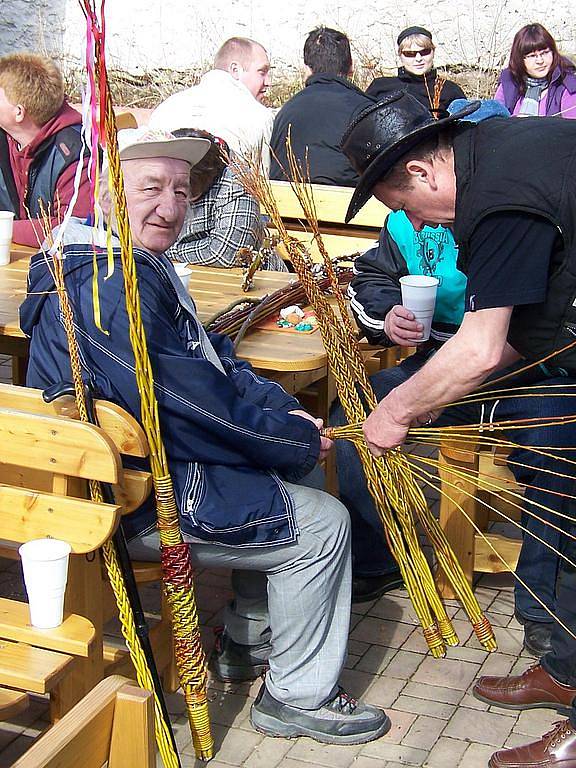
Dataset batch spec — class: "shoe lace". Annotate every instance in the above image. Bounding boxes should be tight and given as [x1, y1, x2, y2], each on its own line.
[545, 720, 573, 748]
[332, 687, 358, 714]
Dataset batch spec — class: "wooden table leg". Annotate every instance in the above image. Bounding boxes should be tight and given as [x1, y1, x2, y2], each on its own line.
[12, 354, 27, 386]
[436, 446, 479, 599]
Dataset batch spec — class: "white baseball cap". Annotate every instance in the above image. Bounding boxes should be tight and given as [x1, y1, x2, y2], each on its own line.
[103, 126, 210, 173]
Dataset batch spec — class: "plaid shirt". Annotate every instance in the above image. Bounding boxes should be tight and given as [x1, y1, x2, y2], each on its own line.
[166, 166, 286, 271]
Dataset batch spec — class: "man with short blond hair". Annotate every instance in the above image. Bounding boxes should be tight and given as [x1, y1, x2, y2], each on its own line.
[149, 37, 274, 169]
[0, 53, 91, 246]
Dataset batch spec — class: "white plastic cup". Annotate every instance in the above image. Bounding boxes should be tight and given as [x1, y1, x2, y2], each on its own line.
[0, 240, 10, 267]
[0, 210, 14, 266]
[173, 262, 191, 293]
[0, 211, 14, 241]
[400, 275, 439, 342]
[19, 538, 71, 629]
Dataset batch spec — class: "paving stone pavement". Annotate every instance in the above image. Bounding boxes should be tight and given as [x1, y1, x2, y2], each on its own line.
[0, 355, 555, 767]
[0, 557, 549, 767]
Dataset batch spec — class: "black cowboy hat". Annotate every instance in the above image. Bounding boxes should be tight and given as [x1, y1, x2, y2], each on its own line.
[340, 91, 480, 223]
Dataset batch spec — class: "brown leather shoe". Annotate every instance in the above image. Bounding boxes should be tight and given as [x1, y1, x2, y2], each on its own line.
[489, 720, 576, 767]
[474, 663, 576, 714]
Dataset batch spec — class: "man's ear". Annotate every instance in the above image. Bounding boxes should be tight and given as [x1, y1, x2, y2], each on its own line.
[303, 64, 313, 79]
[405, 159, 437, 188]
[13, 103, 25, 125]
[228, 60, 242, 80]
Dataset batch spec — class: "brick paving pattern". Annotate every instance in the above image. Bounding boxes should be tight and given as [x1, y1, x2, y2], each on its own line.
[0, 355, 547, 767]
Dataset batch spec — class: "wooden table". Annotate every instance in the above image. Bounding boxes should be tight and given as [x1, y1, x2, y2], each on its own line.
[1, 251, 337, 488]
[0, 249, 332, 409]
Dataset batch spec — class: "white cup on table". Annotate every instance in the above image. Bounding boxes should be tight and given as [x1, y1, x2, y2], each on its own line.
[399, 275, 439, 342]
[0, 211, 14, 267]
[19, 538, 71, 629]
[173, 262, 191, 293]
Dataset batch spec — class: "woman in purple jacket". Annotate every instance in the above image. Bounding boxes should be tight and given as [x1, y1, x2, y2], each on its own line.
[495, 23, 576, 119]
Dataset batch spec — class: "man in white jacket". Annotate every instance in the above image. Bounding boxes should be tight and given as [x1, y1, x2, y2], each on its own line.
[150, 37, 274, 170]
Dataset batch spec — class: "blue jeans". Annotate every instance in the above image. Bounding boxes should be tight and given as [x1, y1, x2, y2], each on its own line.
[333, 354, 576, 621]
[540, 516, 576, 727]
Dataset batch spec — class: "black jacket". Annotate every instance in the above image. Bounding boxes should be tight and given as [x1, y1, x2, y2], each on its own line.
[269, 74, 370, 186]
[366, 68, 465, 117]
[452, 117, 576, 371]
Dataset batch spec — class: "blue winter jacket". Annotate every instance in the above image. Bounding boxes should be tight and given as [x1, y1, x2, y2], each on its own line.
[19, 239, 320, 546]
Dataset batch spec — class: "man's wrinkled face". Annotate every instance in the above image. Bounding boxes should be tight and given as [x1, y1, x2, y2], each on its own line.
[237, 45, 271, 102]
[121, 157, 190, 255]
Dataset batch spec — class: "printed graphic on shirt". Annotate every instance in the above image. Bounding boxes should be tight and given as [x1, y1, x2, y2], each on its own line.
[414, 227, 449, 283]
[386, 210, 467, 325]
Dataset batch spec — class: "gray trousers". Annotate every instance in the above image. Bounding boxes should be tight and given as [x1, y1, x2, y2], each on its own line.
[127, 478, 351, 709]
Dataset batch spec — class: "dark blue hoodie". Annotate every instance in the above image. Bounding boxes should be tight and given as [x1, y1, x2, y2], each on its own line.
[20, 225, 320, 545]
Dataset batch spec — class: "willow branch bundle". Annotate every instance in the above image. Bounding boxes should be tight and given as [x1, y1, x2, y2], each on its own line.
[331, 411, 576, 641]
[403, 450, 576, 641]
[38, 212, 180, 767]
[233, 146, 496, 656]
[80, 1, 213, 759]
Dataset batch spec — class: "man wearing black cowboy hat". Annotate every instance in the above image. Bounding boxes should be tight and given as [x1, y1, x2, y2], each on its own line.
[340, 91, 576, 768]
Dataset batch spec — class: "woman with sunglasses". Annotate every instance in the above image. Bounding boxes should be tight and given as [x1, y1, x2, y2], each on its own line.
[366, 26, 465, 117]
[495, 23, 576, 118]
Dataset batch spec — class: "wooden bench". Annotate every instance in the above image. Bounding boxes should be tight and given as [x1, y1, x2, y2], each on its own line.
[437, 436, 521, 597]
[0, 397, 127, 719]
[12, 675, 154, 767]
[270, 179, 387, 263]
[0, 383, 181, 714]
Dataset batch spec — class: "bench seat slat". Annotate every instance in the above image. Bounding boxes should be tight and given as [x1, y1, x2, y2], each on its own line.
[0, 598, 94, 657]
[0, 410, 120, 483]
[0, 640, 73, 693]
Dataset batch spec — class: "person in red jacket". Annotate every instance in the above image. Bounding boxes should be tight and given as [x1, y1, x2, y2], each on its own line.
[0, 53, 91, 246]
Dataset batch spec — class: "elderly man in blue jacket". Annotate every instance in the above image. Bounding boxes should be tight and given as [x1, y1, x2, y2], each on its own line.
[19, 127, 389, 746]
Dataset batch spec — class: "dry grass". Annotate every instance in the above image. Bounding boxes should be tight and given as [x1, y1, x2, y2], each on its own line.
[58, 55, 500, 111]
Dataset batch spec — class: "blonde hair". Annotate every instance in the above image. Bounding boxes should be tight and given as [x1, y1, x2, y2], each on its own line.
[0, 53, 64, 126]
[398, 33, 435, 54]
[214, 37, 261, 70]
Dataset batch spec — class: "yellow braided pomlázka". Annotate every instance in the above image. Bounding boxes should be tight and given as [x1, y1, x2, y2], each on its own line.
[100, 87, 213, 759]
[232, 155, 496, 656]
[50, 250, 182, 767]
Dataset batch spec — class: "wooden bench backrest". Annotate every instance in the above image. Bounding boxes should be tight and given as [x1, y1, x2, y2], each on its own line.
[0, 384, 152, 553]
[11, 675, 154, 768]
[270, 179, 387, 232]
[114, 111, 138, 131]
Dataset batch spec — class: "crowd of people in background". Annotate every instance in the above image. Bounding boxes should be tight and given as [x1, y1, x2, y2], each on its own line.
[0, 18, 575, 768]
[1, 23, 575, 260]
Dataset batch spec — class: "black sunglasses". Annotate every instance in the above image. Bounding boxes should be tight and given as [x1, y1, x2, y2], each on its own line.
[401, 48, 433, 58]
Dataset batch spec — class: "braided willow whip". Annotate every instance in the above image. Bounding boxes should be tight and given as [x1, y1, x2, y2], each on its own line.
[100, 84, 212, 763]
[81, 2, 213, 759]
[232, 148, 496, 657]
[44, 243, 180, 768]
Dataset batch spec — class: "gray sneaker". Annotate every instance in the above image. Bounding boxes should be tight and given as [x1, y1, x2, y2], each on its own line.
[250, 682, 391, 745]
